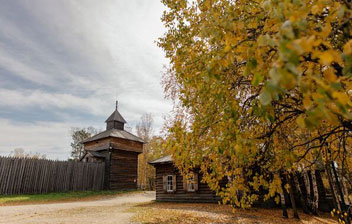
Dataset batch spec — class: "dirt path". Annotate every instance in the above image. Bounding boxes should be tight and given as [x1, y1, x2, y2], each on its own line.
[0, 191, 155, 224]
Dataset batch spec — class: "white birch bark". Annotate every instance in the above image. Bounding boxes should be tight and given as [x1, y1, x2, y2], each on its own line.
[326, 165, 341, 211]
[311, 170, 319, 213]
[341, 177, 351, 206]
[280, 190, 288, 218]
[303, 171, 312, 209]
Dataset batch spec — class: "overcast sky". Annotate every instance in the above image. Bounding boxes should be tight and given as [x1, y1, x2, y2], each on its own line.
[0, 0, 172, 160]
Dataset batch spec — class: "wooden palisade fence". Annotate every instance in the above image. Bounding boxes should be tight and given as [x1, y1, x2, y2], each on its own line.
[0, 156, 105, 195]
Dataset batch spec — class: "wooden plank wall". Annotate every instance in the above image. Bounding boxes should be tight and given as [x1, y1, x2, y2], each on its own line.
[155, 163, 223, 203]
[0, 156, 105, 195]
[109, 150, 138, 190]
[111, 138, 143, 152]
[154, 164, 335, 210]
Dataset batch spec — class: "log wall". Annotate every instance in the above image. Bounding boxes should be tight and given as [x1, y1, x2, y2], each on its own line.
[153, 164, 335, 209]
[155, 163, 221, 203]
[111, 138, 143, 152]
[84, 137, 143, 153]
[109, 150, 139, 190]
[0, 156, 105, 195]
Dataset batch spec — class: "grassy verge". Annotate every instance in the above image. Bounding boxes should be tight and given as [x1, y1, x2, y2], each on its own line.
[0, 190, 138, 206]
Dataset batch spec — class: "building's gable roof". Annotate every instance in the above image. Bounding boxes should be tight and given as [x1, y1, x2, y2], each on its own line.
[149, 155, 173, 165]
[79, 151, 106, 161]
[88, 151, 106, 158]
[105, 109, 127, 123]
[81, 128, 144, 144]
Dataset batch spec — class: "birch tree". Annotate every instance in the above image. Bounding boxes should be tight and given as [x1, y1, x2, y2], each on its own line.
[159, 0, 352, 217]
[70, 127, 98, 160]
[136, 113, 154, 190]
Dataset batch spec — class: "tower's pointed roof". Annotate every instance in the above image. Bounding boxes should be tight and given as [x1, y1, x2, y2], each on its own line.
[81, 101, 144, 145]
[82, 101, 144, 144]
[105, 109, 127, 123]
[105, 101, 127, 124]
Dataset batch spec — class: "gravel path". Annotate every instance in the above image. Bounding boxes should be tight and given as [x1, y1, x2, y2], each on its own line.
[0, 191, 155, 224]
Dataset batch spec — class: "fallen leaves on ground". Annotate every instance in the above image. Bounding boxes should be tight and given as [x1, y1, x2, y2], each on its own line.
[130, 202, 336, 224]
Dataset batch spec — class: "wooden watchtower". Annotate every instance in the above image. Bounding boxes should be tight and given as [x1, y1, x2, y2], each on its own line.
[81, 102, 144, 190]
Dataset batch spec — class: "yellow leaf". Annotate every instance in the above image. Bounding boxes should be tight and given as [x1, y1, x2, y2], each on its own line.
[237, 22, 244, 30]
[219, 59, 229, 67]
[332, 92, 350, 103]
[296, 115, 306, 128]
[224, 44, 231, 52]
[321, 23, 331, 38]
[319, 51, 334, 65]
[275, 195, 280, 204]
[328, 102, 339, 113]
[326, 111, 339, 125]
[303, 96, 312, 109]
[289, 15, 297, 23]
[324, 68, 337, 82]
[312, 92, 321, 101]
[299, 36, 316, 53]
[343, 40, 352, 55]
[311, 5, 320, 15]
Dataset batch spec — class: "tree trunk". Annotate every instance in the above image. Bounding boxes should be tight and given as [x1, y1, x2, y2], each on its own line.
[332, 161, 347, 211]
[293, 174, 310, 214]
[341, 178, 351, 206]
[303, 171, 312, 211]
[311, 169, 319, 215]
[287, 175, 299, 219]
[326, 163, 341, 211]
[144, 146, 148, 190]
[342, 178, 352, 224]
[280, 190, 288, 218]
[280, 172, 288, 218]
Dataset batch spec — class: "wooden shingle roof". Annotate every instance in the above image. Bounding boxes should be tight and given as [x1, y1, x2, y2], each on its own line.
[149, 155, 173, 165]
[105, 109, 127, 124]
[81, 128, 144, 144]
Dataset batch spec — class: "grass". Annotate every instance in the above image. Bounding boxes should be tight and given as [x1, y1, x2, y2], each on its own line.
[0, 190, 138, 206]
[130, 202, 337, 224]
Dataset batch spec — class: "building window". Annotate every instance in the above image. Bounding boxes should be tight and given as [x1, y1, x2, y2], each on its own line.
[167, 175, 173, 192]
[187, 173, 195, 192]
[183, 172, 198, 192]
[163, 175, 176, 193]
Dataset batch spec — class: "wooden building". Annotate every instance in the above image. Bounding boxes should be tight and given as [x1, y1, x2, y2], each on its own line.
[81, 102, 144, 190]
[150, 155, 335, 212]
[149, 155, 222, 203]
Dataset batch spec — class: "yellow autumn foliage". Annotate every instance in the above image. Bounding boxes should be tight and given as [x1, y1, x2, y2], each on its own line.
[159, 0, 352, 208]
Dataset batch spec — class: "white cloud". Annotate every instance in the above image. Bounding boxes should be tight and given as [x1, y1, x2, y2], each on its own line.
[0, 0, 172, 159]
[0, 119, 79, 160]
[0, 49, 58, 86]
[0, 89, 106, 116]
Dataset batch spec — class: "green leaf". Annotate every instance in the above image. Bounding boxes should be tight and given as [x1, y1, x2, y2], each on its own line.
[296, 115, 305, 128]
[252, 73, 264, 86]
[269, 68, 280, 85]
[248, 58, 258, 69]
[259, 89, 272, 105]
[267, 113, 275, 123]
